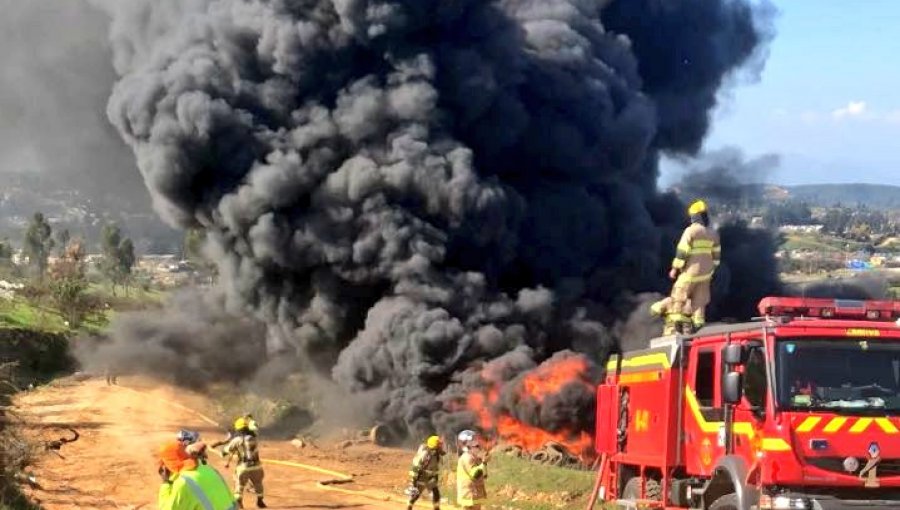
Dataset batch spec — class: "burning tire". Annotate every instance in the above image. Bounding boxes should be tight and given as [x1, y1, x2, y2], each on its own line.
[367, 422, 408, 446]
[369, 425, 391, 446]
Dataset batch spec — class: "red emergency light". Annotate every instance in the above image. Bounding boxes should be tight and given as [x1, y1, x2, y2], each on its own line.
[758, 296, 900, 321]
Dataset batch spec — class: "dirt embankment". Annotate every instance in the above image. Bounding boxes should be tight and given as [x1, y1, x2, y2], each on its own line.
[14, 376, 419, 510]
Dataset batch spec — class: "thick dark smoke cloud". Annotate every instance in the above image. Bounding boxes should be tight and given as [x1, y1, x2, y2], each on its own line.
[75, 289, 268, 388]
[0, 0, 150, 209]
[87, 0, 775, 438]
[789, 275, 890, 301]
[673, 147, 780, 208]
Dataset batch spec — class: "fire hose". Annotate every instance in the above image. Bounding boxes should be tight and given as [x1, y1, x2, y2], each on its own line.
[120, 384, 456, 509]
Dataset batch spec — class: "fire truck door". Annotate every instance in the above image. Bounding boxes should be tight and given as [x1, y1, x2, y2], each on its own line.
[731, 343, 768, 459]
[685, 346, 723, 476]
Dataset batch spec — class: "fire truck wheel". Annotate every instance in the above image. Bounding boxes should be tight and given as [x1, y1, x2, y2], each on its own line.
[621, 477, 661, 504]
[709, 493, 738, 510]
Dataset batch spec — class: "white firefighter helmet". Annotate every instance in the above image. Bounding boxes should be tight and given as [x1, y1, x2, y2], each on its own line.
[176, 429, 200, 444]
[457, 429, 477, 449]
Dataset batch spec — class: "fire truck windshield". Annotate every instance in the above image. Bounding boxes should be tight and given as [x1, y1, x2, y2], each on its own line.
[776, 338, 900, 414]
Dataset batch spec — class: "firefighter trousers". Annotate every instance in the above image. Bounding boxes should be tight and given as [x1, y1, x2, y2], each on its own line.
[234, 464, 264, 500]
[408, 480, 441, 510]
[670, 278, 710, 328]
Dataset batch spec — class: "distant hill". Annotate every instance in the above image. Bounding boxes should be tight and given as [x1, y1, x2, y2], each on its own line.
[786, 184, 900, 209]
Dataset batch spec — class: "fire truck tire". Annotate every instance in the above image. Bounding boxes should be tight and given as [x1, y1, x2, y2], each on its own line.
[621, 477, 661, 504]
[709, 493, 738, 510]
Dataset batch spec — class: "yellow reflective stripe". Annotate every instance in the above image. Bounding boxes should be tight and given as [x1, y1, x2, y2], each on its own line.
[618, 371, 661, 384]
[796, 417, 821, 433]
[677, 241, 692, 252]
[687, 248, 714, 255]
[876, 418, 898, 434]
[678, 272, 713, 283]
[761, 438, 791, 452]
[684, 386, 755, 438]
[606, 352, 672, 371]
[665, 313, 692, 322]
[849, 418, 873, 434]
[672, 258, 686, 269]
[692, 240, 715, 248]
[823, 417, 848, 433]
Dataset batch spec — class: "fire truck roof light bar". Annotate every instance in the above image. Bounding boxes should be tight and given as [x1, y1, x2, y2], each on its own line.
[757, 296, 900, 321]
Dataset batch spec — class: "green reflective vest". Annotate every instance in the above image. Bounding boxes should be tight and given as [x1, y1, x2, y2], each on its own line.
[158, 464, 237, 510]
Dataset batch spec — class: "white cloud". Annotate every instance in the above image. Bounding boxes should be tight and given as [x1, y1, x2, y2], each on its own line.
[832, 100, 867, 119]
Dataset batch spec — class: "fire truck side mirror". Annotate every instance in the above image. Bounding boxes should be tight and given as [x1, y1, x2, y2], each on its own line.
[722, 344, 745, 366]
[722, 371, 743, 405]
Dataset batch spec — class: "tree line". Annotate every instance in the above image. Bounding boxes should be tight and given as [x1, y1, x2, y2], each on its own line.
[1, 212, 137, 327]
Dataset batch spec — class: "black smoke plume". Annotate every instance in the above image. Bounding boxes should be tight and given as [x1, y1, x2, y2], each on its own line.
[75, 289, 268, 388]
[87, 0, 775, 439]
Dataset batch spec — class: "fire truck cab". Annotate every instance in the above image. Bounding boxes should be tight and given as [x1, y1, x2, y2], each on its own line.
[595, 297, 900, 510]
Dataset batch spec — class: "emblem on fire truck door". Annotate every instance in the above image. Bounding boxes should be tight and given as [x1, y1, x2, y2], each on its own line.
[634, 410, 649, 432]
[700, 438, 713, 467]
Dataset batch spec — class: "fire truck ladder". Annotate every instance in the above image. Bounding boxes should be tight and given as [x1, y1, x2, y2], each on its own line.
[585, 453, 609, 510]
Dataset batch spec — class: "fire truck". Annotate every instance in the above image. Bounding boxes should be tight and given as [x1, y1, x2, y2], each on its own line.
[594, 297, 900, 510]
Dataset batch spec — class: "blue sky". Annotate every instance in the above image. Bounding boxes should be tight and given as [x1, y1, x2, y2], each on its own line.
[663, 0, 900, 186]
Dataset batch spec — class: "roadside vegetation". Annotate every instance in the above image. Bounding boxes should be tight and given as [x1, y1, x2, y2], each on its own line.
[434, 453, 596, 510]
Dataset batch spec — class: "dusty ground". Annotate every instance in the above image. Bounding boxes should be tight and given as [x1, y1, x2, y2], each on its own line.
[13, 376, 418, 510]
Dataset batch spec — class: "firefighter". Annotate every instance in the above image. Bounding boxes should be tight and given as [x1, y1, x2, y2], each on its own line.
[649, 296, 695, 336]
[456, 430, 488, 510]
[405, 435, 445, 510]
[157, 440, 235, 510]
[220, 417, 266, 508]
[105, 364, 118, 385]
[668, 200, 720, 330]
[211, 413, 259, 449]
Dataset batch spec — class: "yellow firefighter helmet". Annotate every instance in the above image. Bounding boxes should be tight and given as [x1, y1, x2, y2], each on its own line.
[426, 435, 442, 449]
[234, 417, 247, 431]
[687, 200, 707, 216]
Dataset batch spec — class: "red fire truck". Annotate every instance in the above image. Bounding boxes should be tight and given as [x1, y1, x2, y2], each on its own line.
[594, 297, 900, 509]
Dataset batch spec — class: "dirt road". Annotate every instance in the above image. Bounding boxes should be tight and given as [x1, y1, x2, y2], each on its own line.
[14, 376, 415, 510]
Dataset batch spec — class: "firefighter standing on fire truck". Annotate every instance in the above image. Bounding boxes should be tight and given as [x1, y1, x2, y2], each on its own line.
[668, 200, 720, 330]
[405, 435, 445, 510]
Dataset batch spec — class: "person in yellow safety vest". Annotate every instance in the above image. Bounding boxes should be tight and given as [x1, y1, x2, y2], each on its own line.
[157, 440, 237, 510]
[649, 296, 695, 336]
[221, 417, 266, 509]
[456, 430, 488, 510]
[405, 435, 445, 510]
[668, 200, 720, 330]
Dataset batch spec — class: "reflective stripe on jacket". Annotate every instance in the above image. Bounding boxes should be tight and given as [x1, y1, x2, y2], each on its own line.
[456, 451, 487, 506]
[158, 465, 237, 510]
[409, 445, 442, 483]
[671, 222, 720, 280]
[222, 434, 261, 467]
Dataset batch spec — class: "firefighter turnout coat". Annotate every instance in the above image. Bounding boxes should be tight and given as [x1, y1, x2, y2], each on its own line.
[670, 222, 720, 327]
[456, 451, 487, 508]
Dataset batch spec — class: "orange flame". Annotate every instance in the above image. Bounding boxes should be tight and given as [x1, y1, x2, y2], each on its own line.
[464, 355, 595, 463]
[522, 356, 590, 401]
